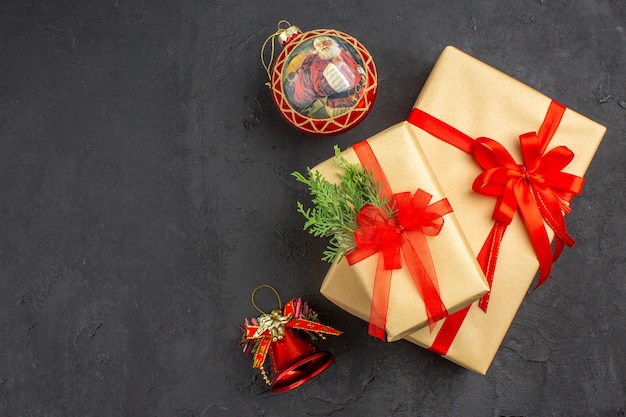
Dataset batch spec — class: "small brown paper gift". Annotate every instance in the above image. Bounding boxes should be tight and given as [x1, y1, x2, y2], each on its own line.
[401, 46, 606, 374]
[312, 124, 489, 342]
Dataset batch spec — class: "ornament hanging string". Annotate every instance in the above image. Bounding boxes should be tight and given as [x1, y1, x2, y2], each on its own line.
[251, 284, 282, 315]
[260, 20, 292, 87]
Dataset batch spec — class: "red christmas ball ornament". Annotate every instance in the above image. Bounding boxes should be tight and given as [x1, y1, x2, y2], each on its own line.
[262, 21, 378, 136]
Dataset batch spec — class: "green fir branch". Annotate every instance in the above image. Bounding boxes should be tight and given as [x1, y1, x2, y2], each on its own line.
[292, 146, 395, 263]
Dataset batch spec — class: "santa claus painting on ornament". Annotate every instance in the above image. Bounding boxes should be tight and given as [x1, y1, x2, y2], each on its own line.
[283, 35, 366, 119]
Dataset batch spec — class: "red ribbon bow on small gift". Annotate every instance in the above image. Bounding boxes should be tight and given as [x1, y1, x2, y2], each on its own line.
[244, 298, 342, 370]
[349, 191, 451, 270]
[472, 133, 584, 288]
[346, 141, 453, 341]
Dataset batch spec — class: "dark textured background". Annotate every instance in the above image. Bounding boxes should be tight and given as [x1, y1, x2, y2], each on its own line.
[1, 1, 625, 416]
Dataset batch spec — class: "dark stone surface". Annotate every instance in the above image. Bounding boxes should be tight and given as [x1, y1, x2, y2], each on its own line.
[1, 1, 625, 416]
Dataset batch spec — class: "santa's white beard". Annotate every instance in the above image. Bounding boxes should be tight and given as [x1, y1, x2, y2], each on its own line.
[317, 44, 341, 61]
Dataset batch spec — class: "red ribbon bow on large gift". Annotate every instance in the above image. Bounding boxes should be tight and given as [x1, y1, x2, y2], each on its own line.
[472, 132, 584, 289]
[346, 141, 453, 341]
[407, 100, 585, 355]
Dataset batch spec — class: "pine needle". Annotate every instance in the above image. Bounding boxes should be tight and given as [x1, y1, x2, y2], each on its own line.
[292, 145, 395, 263]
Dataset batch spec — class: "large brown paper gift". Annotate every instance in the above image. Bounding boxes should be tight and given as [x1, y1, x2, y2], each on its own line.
[401, 46, 606, 374]
[313, 126, 489, 342]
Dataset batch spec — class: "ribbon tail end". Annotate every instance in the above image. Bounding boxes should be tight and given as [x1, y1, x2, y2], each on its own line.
[368, 323, 387, 342]
[478, 292, 491, 312]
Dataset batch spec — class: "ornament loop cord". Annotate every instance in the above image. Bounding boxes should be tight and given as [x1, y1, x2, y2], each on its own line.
[260, 20, 291, 87]
[251, 284, 282, 315]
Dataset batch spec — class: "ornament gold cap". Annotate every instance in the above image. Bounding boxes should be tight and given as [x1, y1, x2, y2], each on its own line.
[277, 25, 301, 46]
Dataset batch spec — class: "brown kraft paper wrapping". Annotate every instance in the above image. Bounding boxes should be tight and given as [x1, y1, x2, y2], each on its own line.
[403, 46, 606, 374]
[314, 124, 489, 341]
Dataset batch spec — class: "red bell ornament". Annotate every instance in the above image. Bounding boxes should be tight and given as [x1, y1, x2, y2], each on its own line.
[239, 285, 342, 392]
[267, 327, 333, 392]
[262, 21, 378, 136]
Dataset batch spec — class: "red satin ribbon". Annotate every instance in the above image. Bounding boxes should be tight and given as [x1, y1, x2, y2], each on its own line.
[245, 299, 342, 369]
[407, 100, 584, 355]
[346, 141, 452, 341]
[472, 133, 583, 287]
